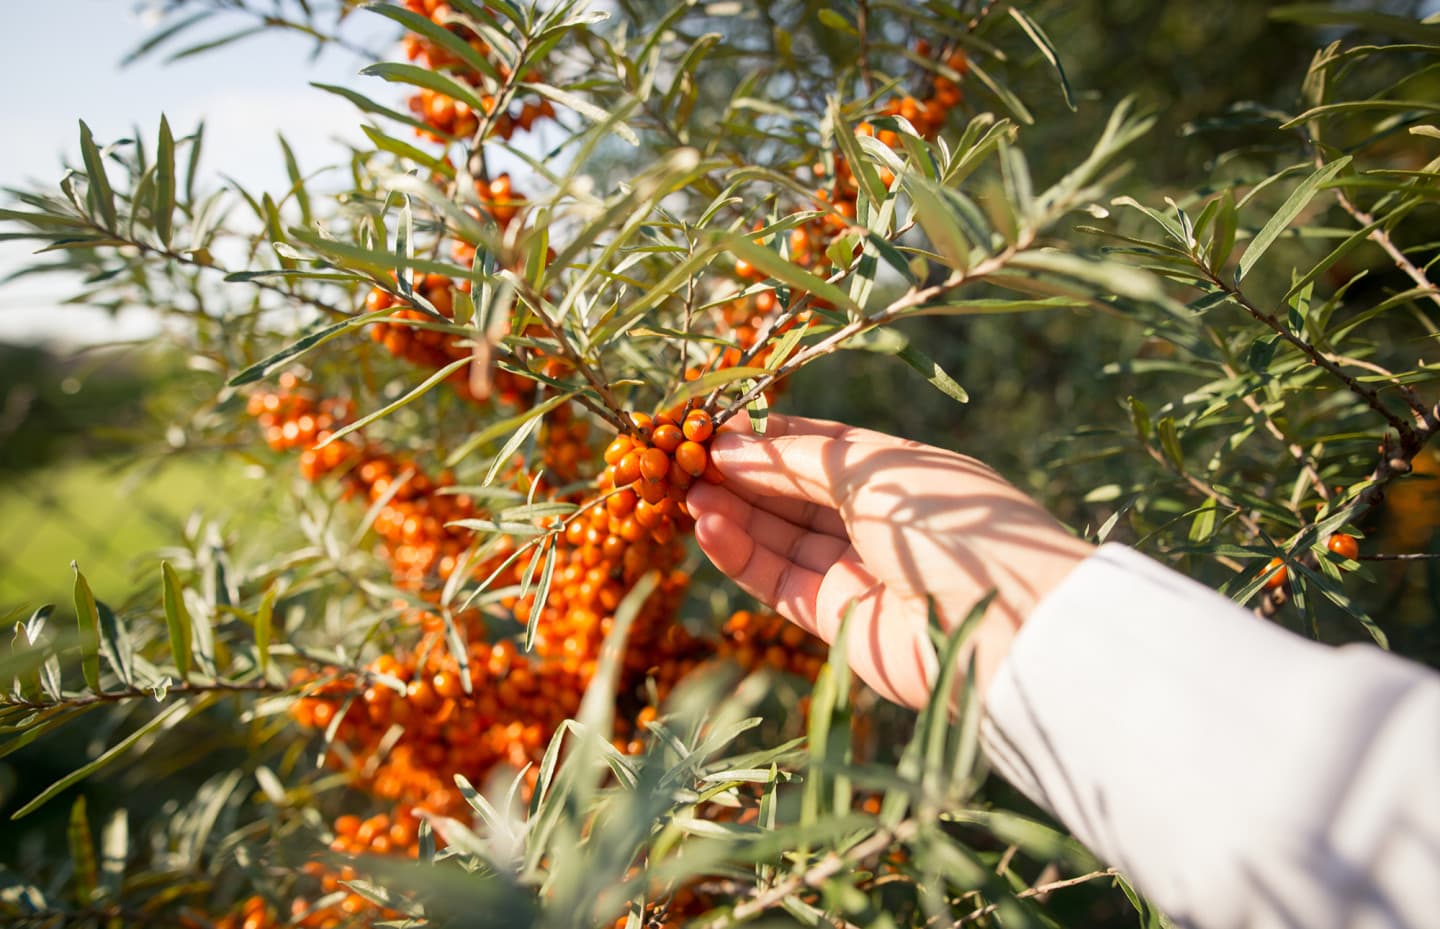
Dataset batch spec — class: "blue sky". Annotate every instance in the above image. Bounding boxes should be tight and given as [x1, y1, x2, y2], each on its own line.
[0, 3, 384, 344]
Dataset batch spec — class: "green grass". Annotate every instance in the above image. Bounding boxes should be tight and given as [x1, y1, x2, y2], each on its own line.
[0, 455, 267, 612]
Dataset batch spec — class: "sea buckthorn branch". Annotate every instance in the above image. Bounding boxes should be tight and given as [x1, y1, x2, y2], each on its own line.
[715, 234, 1034, 428]
[1137, 439, 1267, 543]
[508, 275, 629, 430]
[691, 819, 920, 929]
[1258, 399, 1440, 617]
[3, 678, 282, 712]
[1199, 267, 1420, 443]
[33, 209, 356, 324]
[1331, 188, 1440, 312]
[1204, 336, 1333, 503]
[1300, 128, 1440, 315]
[460, 22, 531, 180]
[950, 869, 1121, 927]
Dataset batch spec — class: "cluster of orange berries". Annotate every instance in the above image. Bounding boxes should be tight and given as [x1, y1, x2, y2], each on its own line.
[353, 454, 502, 591]
[245, 375, 363, 482]
[364, 269, 543, 407]
[366, 275, 471, 375]
[242, 371, 834, 925]
[408, 87, 555, 143]
[207, 876, 403, 929]
[737, 42, 969, 283]
[1262, 533, 1361, 590]
[291, 612, 586, 828]
[399, 0, 556, 144]
[869, 43, 968, 143]
[247, 374, 356, 455]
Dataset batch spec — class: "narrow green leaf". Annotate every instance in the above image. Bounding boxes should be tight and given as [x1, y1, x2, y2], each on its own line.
[1157, 416, 1184, 468]
[526, 538, 558, 652]
[121, 10, 214, 65]
[965, 57, 1035, 126]
[1189, 499, 1218, 543]
[184, 122, 205, 204]
[13, 700, 194, 819]
[361, 124, 453, 174]
[228, 307, 392, 387]
[366, 2, 501, 83]
[69, 796, 97, 905]
[445, 391, 578, 467]
[255, 585, 275, 677]
[95, 601, 133, 688]
[716, 234, 858, 314]
[78, 122, 117, 230]
[904, 175, 974, 269]
[1207, 190, 1238, 273]
[1271, 6, 1440, 46]
[519, 81, 639, 146]
[897, 344, 969, 404]
[361, 62, 491, 123]
[71, 563, 101, 692]
[166, 26, 267, 62]
[312, 82, 456, 141]
[1128, 395, 1151, 441]
[155, 116, 176, 246]
[318, 357, 470, 449]
[1238, 157, 1352, 281]
[160, 564, 190, 682]
[278, 133, 311, 225]
[665, 365, 769, 407]
[1008, 7, 1076, 110]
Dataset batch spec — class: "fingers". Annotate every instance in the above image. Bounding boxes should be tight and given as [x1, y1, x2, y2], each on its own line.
[707, 432, 858, 512]
[691, 485, 941, 709]
[688, 480, 848, 539]
[693, 510, 834, 634]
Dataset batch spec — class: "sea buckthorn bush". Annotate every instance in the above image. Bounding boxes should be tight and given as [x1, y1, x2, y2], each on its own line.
[3, 2, 1440, 927]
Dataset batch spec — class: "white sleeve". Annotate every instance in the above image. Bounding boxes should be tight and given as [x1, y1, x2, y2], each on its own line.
[981, 543, 1440, 929]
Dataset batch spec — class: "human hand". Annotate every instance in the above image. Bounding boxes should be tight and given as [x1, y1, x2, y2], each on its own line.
[686, 414, 1092, 708]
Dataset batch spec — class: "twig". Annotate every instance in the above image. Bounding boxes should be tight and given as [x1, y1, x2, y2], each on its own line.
[1333, 189, 1440, 313]
[951, 869, 1119, 926]
[1258, 399, 1440, 617]
[4, 678, 281, 711]
[509, 278, 627, 430]
[1141, 442, 1266, 539]
[1203, 268, 1418, 444]
[715, 235, 1034, 427]
[691, 821, 919, 929]
[1209, 339, 1332, 502]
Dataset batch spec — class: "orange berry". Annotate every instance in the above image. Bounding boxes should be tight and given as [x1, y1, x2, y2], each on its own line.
[637, 479, 668, 504]
[640, 447, 670, 482]
[366, 289, 394, 312]
[1327, 533, 1359, 560]
[675, 441, 708, 477]
[652, 423, 684, 453]
[606, 488, 638, 517]
[628, 412, 654, 438]
[1263, 557, 1288, 590]
[614, 451, 642, 486]
[604, 435, 634, 465]
[682, 410, 713, 442]
[634, 499, 664, 529]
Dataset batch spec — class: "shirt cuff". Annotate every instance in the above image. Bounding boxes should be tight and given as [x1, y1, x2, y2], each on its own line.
[980, 543, 1439, 928]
